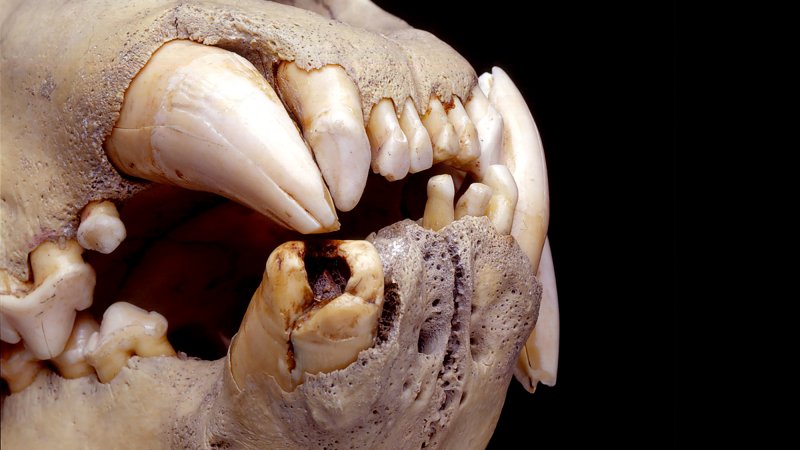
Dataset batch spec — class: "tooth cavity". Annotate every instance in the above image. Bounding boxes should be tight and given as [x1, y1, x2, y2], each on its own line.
[455, 182, 492, 220]
[0, 241, 95, 359]
[105, 40, 338, 234]
[85, 302, 175, 383]
[422, 97, 460, 164]
[366, 98, 411, 181]
[276, 62, 371, 212]
[446, 97, 481, 167]
[77, 200, 127, 254]
[0, 342, 46, 393]
[422, 174, 455, 231]
[52, 312, 100, 379]
[483, 165, 519, 235]
[399, 98, 434, 173]
[464, 86, 503, 179]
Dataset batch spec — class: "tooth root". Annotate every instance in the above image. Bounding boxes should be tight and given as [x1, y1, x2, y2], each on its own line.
[422, 174, 455, 231]
[446, 97, 481, 167]
[399, 98, 434, 173]
[85, 302, 175, 383]
[276, 62, 371, 212]
[366, 98, 411, 181]
[77, 200, 127, 254]
[464, 86, 504, 179]
[105, 40, 338, 234]
[455, 182, 492, 220]
[422, 97, 460, 164]
[51, 312, 100, 379]
[0, 241, 95, 359]
[482, 165, 519, 235]
[0, 342, 47, 393]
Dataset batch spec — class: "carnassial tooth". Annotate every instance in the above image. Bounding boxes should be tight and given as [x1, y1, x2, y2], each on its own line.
[422, 97, 460, 164]
[85, 302, 176, 383]
[482, 165, 519, 235]
[276, 62, 371, 211]
[0, 342, 46, 393]
[399, 98, 434, 173]
[455, 182, 492, 219]
[366, 98, 411, 181]
[446, 97, 481, 167]
[422, 174, 455, 231]
[105, 40, 338, 234]
[77, 200, 127, 254]
[0, 241, 95, 359]
[464, 86, 503, 179]
[51, 312, 100, 379]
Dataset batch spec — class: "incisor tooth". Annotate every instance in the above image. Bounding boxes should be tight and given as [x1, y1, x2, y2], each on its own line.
[77, 200, 126, 254]
[52, 312, 100, 379]
[399, 98, 434, 173]
[446, 97, 481, 167]
[366, 98, 411, 181]
[276, 62, 371, 211]
[0, 342, 46, 393]
[422, 174, 455, 231]
[105, 40, 338, 234]
[483, 165, 519, 235]
[455, 182, 492, 219]
[422, 97, 460, 164]
[464, 86, 503, 179]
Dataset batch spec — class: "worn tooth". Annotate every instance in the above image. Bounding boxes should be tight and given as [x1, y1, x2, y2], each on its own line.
[366, 98, 411, 181]
[446, 97, 481, 167]
[85, 302, 175, 383]
[455, 182, 492, 220]
[105, 40, 338, 234]
[422, 174, 455, 231]
[0, 241, 95, 359]
[0, 342, 47, 393]
[399, 98, 434, 173]
[276, 62, 371, 211]
[51, 312, 100, 379]
[422, 97, 460, 164]
[464, 86, 503, 179]
[77, 200, 127, 254]
[482, 164, 519, 235]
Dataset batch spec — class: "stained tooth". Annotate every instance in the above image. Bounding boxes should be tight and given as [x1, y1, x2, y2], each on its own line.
[276, 62, 371, 211]
[0, 342, 46, 393]
[85, 302, 176, 383]
[366, 98, 411, 181]
[105, 40, 338, 234]
[446, 97, 481, 167]
[455, 182, 492, 220]
[51, 312, 100, 379]
[422, 174, 455, 231]
[422, 97, 460, 164]
[0, 241, 95, 359]
[399, 98, 434, 173]
[464, 86, 503, 179]
[482, 165, 519, 235]
[77, 200, 127, 254]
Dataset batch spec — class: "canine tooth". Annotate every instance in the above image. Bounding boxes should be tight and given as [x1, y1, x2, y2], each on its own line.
[366, 98, 411, 181]
[276, 62, 371, 211]
[105, 40, 338, 234]
[77, 200, 126, 254]
[455, 182, 492, 219]
[464, 87, 503, 179]
[51, 312, 100, 379]
[422, 174, 455, 231]
[422, 97, 460, 163]
[0, 241, 94, 359]
[399, 98, 434, 173]
[482, 165, 519, 235]
[0, 342, 46, 393]
[446, 97, 481, 167]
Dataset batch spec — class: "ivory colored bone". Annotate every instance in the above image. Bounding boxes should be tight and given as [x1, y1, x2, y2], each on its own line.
[446, 97, 481, 167]
[77, 200, 127, 254]
[399, 98, 434, 173]
[367, 98, 411, 181]
[422, 97, 460, 164]
[51, 312, 100, 379]
[422, 174, 456, 231]
[464, 86, 503, 179]
[455, 182, 492, 219]
[0, 342, 46, 393]
[482, 164, 519, 235]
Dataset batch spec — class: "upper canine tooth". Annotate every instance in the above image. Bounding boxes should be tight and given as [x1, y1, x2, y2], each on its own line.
[483, 164, 519, 235]
[51, 312, 100, 379]
[77, 200, 127, 254]
[276, 62, 371, 211]
[464, 86, 503, 179]
[366, 98, 411, 181]
[399, 98, 434, 173]
[446, 97, 481, 168]
[0, 342, 46, 393]
[422, 97, 460, 164]
[422, 174, 455, 231]
[105, 40, 338, 234]
[455, 182, 492, 220]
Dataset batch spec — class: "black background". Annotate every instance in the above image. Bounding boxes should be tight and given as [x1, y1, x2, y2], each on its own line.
[377, 1, 674, 448]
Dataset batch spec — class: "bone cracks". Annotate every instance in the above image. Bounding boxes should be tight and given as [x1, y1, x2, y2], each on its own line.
[0, 1, 559, 448]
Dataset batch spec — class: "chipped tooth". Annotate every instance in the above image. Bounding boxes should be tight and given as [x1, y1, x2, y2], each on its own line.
[422, 97, 460, 164]
[422, 174, 455, 231]
[85, 302, 176, 383]
[455, 182, 492, 220]
[77, 200, 127, 254]
[51, 312, 100, 379]
[446, 97, 481, 167]
[276, 62, 371, 211]
[0, 342, 46, 393]
[0, 241, 95, 359]
[399, 98, 434, 173]
[464, 86, 503, 179]
[482, 164, 519, 235]
[366, 98, 411, 181]
[105, 40, 338, 234]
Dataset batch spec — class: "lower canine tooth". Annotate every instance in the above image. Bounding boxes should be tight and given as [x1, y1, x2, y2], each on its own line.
[422, 174, 455, 231]
[464, 86, 503, 179]
[422, 97, 460, 164]
[399, 98, 434, 173]
[455, 182, 492, 219]
[367, 99, 411, 181]
[483, 165, 519, 235]
[0, 342, 46, 393]
[77, 200, 126, 254]
[446, 97, 481, 167]
[51, 312, 100, 379]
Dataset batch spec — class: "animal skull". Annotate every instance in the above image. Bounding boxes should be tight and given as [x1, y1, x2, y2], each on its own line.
[0, 0, 560, 448]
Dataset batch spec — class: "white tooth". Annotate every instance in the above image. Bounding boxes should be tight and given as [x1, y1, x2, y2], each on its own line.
[422, 174, 455, 231]
[399, 98, 434, 173]
[76, 200, 127, 254]
[51, 312, 100, 379]
[446, 97, 481, 167]
[276, 62, 371, 211]
[0, 241, 95, 359]
[464, 86, 503, 179]
[455, 182, 492, 220]
[482, 164, 519, 235]
[366, 98, 411, 181]
[422, 97, 460, 164]
[0, 342, 46, 393]
[105, 40, 338, 234]
[85, 302, 176, 383]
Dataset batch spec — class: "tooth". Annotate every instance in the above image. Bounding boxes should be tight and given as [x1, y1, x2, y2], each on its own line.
[464, 86, 503, 179]
[85, 302, 176, 383]
[446, 97, 481, 167]
[0, 241, 95, 359]
[105, 40, 338, 234]
[482, 164, 519, 235]
[276, 62, 371, 211]
[76, 200, 127, 254]
[0, 342, 47, 393]
[399, 98, 434, 173]
[422, 174, 455, 231]
[366, 98, 411, 181]
[51, 312, 100, 379]
[455, 182, 492, 220]
[422, 97, 460, 164]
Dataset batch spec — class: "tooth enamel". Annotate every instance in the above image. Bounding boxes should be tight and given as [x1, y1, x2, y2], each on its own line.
[0, 241, 95, 359]
[0, 342, 46, 393]
[276, 62, 371, 211]
[85, 302, 176, 383]
[482, 164, 519, 235]
[51, 312, 100, 379]
[422, 174, 455, 231]
[366, 98, 411, 181]
[446, 97, 481, 167]
[105, 40, 338, 234]
[455, 182, 492, 220]
[422, 97, 460, 164]
[399, 98, 434, 173]
[464, 86, 503, 179]
[76, 200, 127, 254]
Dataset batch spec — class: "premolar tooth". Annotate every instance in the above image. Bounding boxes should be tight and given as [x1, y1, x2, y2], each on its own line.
[0, 241, 95, 359]
[77, 200, 127, 254]
[422, 97, 460, 164]
[366, 98, 411, 181]
[446, 97, 481, 167]
[464, 86, 503, 179]
[105, 40, 338, 234]
[399, 98, 434, 173]
[51, 312, 100, 379]
[0, 342, 46, 393]
[422, 174, 455, 231]
[482, 164, 519, 235]
[276, 62, 371, 211]
[455, 182, 492, 220]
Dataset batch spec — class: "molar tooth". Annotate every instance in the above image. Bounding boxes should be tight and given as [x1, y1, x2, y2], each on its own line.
[276, 62, 371, 211]
[399, 98, 434, 173]
[51, 312, 100, 379]
[0, 342, 46, 393]
[105, 40, 338, 234]
[446, 97, 481, 167]
[422, 174, 455, 231]
[455, 182, 492, 220]
[366, 98, 411, 181]
[77, 200, 127, 254]
[464, 86, 503, 179]
[422, 97, 460, 164]
[482, 164, 519, 235]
